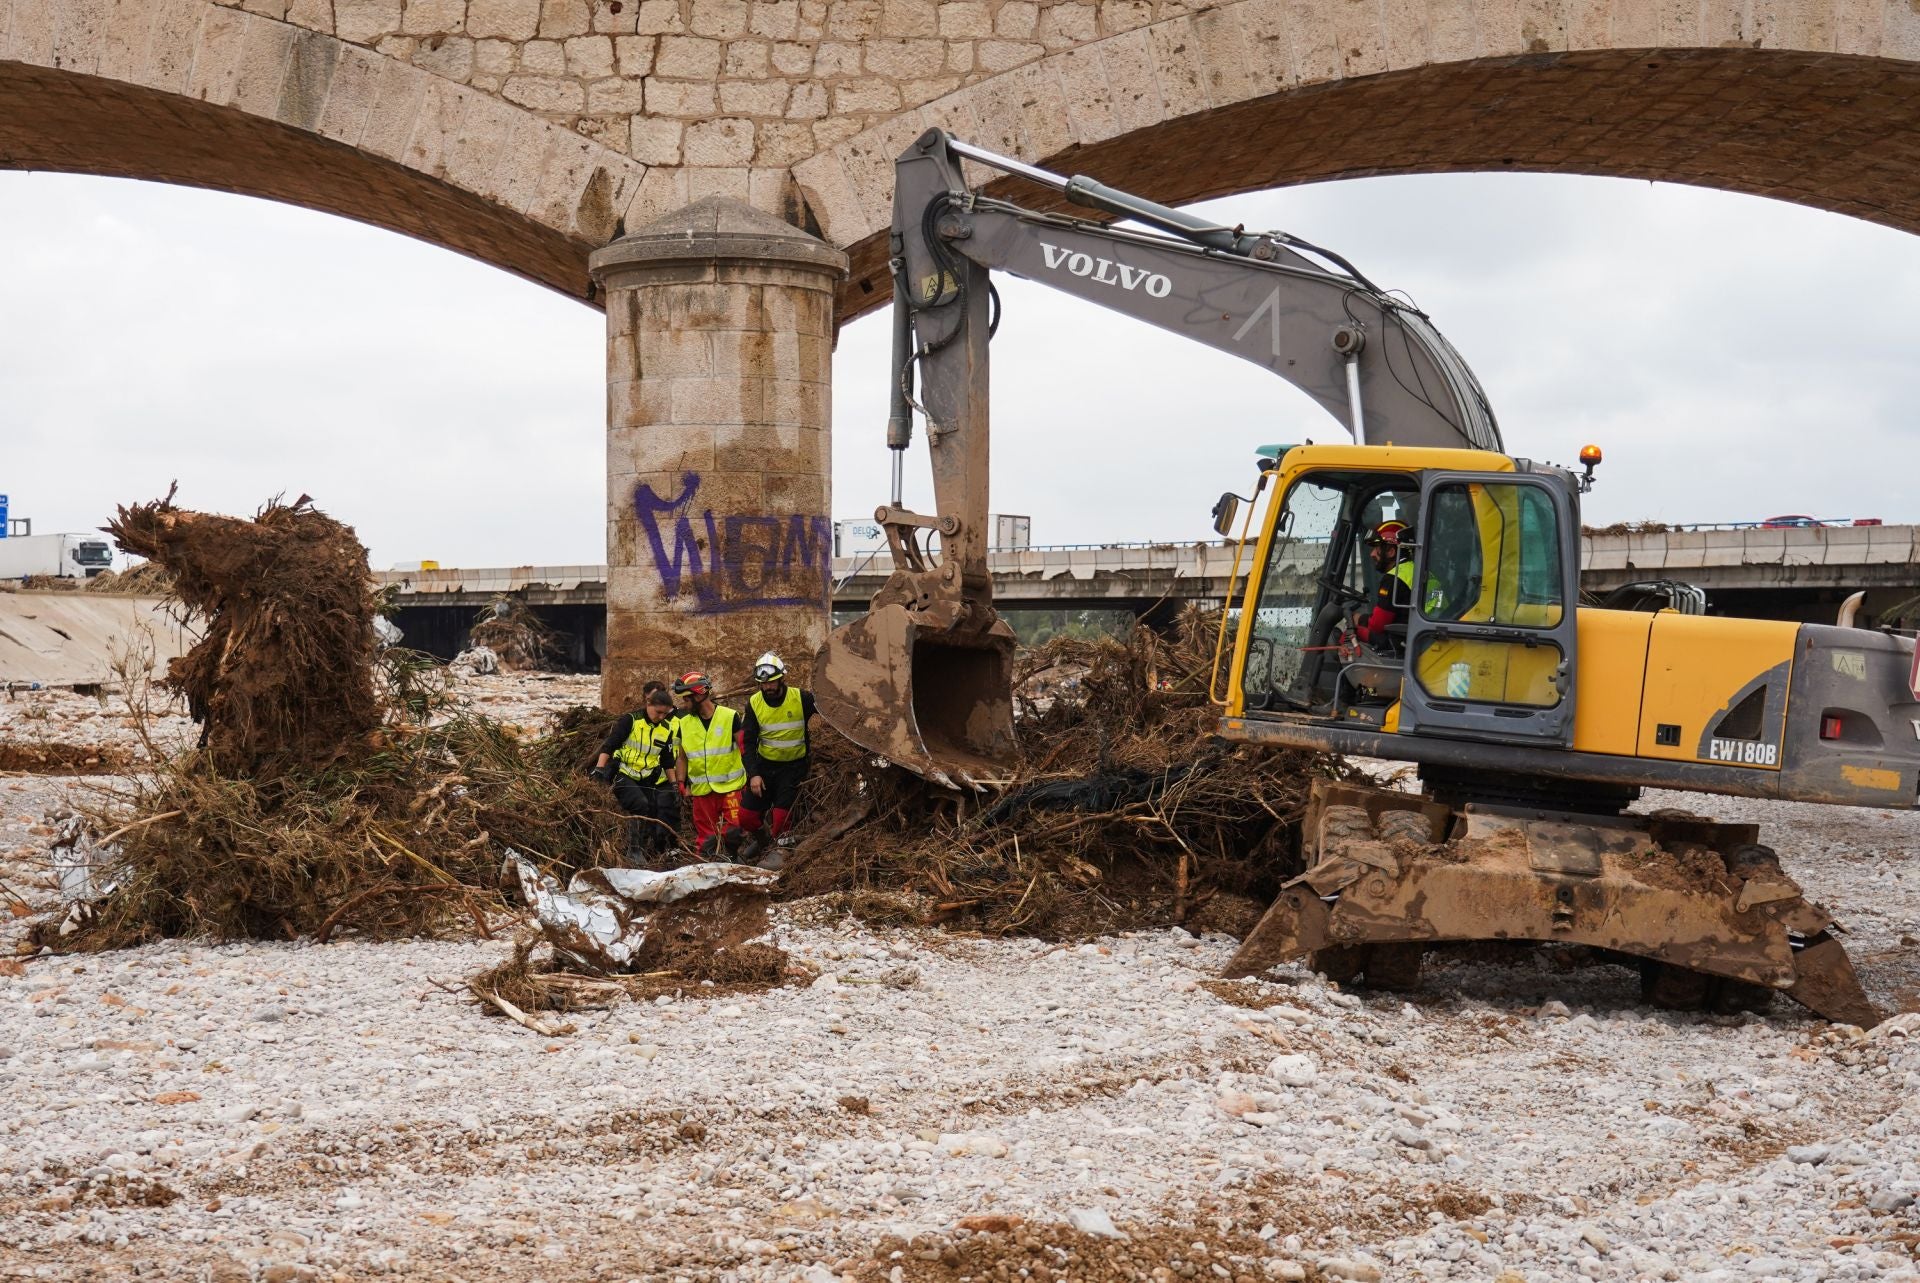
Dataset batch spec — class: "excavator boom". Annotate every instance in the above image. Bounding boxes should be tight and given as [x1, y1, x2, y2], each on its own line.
[816, 129, 1499, 786]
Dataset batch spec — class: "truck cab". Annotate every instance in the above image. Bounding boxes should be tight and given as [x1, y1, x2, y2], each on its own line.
[0, 533, 115, 580]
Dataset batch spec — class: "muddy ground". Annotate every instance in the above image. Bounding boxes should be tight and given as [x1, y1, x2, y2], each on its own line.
[2, 675, 1918, 1282]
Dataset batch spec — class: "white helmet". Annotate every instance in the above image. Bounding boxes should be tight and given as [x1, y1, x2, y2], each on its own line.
[752, 652, 786, 682]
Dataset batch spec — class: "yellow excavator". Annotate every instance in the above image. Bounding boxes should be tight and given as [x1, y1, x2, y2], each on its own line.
[816, 130, 1920, 1025]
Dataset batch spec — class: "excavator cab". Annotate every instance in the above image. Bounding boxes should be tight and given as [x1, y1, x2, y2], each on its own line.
[1234, 448, 1580, 750]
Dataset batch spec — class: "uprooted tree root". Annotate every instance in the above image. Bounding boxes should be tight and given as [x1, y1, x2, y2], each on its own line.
[781, 604, 1348, 939]
[107, 490, 381, 776]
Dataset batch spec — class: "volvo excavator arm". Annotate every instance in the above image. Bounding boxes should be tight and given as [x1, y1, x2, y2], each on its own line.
[817, 129, 1502, 787]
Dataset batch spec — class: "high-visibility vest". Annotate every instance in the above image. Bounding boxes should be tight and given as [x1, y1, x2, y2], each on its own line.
[1395, 560, 1446, 614]
[749, 686, 808, 763]
[680, 706, 745, 796]
[613, 715, 674, 782]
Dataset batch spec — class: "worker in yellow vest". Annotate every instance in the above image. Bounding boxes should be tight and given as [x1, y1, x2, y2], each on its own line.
[670, 670, 748, 857]
[590, 687, 680, 862]
[735, 651, 818, 866]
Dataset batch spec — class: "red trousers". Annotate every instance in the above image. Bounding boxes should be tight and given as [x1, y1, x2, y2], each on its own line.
[688, 789, 744, 843]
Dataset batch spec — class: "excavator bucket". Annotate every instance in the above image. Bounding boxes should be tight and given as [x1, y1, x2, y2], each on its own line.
[1222, 780, 1880, 1028]
[814, 602, 1019, 790]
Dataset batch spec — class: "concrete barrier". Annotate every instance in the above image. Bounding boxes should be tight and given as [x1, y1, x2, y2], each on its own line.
[0, 593, 195, 689]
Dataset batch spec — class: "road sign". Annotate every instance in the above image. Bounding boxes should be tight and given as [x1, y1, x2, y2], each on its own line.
[0, 494, 9, 538]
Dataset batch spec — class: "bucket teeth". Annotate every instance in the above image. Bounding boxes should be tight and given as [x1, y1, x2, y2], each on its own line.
[1221, 887, 1328, 979]
[1783, 932, 1880, 1029]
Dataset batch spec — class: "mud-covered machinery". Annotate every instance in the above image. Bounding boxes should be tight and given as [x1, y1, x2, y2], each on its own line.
[1233, 782, 1876, 1026]
[817, 130, 1920, 1024]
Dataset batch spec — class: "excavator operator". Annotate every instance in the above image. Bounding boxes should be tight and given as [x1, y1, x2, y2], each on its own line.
[1349, 521, 1443, 652]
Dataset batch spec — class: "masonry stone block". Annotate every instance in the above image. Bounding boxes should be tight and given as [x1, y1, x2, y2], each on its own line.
[691, 0, 753, 36]
[468, 0, 541, 39]
[335, 0, 402, 44]
[413, 34, 476, 79]
[880, 0, 937, 36]
[402, 0, 468, 34]
[503, 71, 584, 109]
[586, 75, 646, 110]
[719, 75, 791, 113]
[656, 31, 724, 73]
[647, 77, 721, 113]
[540, 0, 593, 37]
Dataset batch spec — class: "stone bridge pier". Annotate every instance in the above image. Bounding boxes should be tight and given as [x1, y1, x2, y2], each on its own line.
[589, 196, 846, 712]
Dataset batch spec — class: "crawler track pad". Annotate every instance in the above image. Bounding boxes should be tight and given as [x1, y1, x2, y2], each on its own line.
[1222, 781, 1883, 1028]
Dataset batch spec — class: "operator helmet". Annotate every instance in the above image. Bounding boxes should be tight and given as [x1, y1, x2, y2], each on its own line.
[673, 671, 712, 700]
[1368, 520, 1411, 547]
[752, 652, 786, 683]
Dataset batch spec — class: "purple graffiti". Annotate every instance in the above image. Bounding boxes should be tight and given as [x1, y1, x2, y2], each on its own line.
[633, 472, 830, 614]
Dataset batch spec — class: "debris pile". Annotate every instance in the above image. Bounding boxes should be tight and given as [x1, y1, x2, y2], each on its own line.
[82, 559, 177, 595]
[34, 497, 1331, 964]
[467, 595, 559, 670]
[468, 856, 799, 1025]
[40, 495, 629, 952]
[784, 604, 1342, 938]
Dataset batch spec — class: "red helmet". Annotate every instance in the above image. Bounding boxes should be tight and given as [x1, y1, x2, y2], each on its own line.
[672, 670, 712, 699]
[1369, 520, 1410, 547]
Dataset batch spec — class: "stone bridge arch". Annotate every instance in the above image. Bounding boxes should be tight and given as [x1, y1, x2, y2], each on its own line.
[796, 0, 1920, 318]
[10, 1, 1918, 306]
[0, 0, 650, 294]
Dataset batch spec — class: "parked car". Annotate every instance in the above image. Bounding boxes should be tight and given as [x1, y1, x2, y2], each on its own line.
[1760, 514, 1825, 528]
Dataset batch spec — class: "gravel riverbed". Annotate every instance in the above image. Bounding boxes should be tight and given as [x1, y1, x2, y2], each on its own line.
[2, 677, 1918, 1282]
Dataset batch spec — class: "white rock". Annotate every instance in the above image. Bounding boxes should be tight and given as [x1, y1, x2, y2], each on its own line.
[1390, 1123, 1430, 1150]
[1319, 1257, 1382, 1282]
[1268, 1054, 1317, 1087]
[1067, 1208, 1127, 1239]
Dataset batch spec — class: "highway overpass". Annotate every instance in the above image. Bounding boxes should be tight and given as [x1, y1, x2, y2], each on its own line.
[382, 524, 1919, 663]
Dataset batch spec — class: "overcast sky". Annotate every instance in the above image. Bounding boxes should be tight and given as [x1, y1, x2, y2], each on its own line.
[3, 169, 1916, 569]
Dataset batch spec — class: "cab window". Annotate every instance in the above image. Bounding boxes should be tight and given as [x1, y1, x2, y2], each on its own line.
[1413, 480, 1566, 708]
[1241, 477, 1343, 705]
[1421, 482, 1564, 628]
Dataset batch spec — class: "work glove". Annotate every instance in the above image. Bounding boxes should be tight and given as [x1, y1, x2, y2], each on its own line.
[591, 764, 614, 785]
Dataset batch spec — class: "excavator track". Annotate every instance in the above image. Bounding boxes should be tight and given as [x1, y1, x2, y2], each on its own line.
[1222, 780, 1880, 1028]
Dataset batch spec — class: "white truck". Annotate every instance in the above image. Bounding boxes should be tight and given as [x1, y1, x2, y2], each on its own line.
[0, 533, 115, 581]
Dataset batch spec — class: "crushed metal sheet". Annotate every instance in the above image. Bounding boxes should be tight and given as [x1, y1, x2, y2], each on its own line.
[49, 813, 119, 937]
[502, 853, 778, 973]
